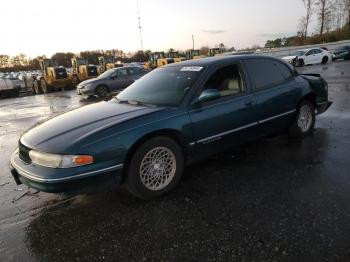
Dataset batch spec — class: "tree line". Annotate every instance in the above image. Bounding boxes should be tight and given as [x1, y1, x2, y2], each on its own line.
[265, 0, 350, 48]
[0, 43, 233, 72]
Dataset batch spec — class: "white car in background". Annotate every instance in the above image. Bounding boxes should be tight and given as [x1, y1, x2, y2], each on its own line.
[282, 48, 332, 67]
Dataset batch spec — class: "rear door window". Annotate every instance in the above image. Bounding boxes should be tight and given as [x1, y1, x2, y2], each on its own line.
[244, 59, 285, 90]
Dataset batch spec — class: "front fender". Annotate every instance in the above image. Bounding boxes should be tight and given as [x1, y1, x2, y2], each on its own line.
[74, 109, 193, 164]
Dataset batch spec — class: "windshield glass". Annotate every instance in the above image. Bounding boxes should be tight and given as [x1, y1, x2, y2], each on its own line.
[116, 66, 203, 106]
[97, 69, 115, 79]
[291, 50, 306, 56]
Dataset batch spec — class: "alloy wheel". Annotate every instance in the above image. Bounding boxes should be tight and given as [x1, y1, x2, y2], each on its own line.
[139, 146, 177, 191]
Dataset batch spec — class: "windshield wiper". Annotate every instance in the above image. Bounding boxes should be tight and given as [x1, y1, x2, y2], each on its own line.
[115, 98, 154, 107]
[127, 100, 155, 107]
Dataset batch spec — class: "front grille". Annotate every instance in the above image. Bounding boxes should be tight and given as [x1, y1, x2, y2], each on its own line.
[87, 66, 98, 77]
[19, 142, 31, 164]
[54, 68, 68, 79]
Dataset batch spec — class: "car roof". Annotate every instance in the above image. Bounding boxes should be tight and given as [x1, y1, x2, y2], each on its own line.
[165, 54, 275, 68]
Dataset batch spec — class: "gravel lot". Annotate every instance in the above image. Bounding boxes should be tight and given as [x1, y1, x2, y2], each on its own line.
[0, 61, 350, 261]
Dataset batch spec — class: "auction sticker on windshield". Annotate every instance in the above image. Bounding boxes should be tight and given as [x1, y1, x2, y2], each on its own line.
[180, 66, 203, 72]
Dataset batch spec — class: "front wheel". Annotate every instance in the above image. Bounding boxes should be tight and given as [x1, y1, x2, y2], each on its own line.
[321, 56, 329, 64]
[288, 100, 315, 138]
[126, 136, 184, 200]
[96, 85, 109, 98]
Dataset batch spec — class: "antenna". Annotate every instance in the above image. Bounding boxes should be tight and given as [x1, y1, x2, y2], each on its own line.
[137, 0, 144, 51]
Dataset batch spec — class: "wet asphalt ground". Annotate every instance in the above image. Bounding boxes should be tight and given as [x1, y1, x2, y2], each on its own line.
[0, 61, 350, 262]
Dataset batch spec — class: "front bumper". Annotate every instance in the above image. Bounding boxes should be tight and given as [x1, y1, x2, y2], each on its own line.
[77, 87, 95, 96]
[316, 101, 332, 115]
[10, 150, 123, 194]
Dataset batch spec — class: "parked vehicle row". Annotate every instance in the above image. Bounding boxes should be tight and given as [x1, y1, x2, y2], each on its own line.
[10, 55, 332, 199]
[282, 45, 350, 67]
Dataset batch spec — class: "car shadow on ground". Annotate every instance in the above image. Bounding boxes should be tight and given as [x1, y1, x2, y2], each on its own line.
[25, 129, 348, 261]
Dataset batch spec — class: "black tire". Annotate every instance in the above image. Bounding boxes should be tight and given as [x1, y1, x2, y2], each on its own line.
[33, 81, 40, 94]
[288, 100, 315, 138]
[298, 59, 304, 67]
[41, 79, 48, 93]
[126, 136, 184, 200]
[96, 85, 109, 98]
[72, 75, 79, 87]
[321, 56, 329, 64]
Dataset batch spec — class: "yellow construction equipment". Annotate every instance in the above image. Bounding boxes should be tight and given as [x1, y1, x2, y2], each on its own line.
[207, 48, 222, 56]
[71, 57, 99, 85]
[144, 52, 165, 69]
[98, 56, 123, 73]
[157, 51, 185, 67]
[186, 49, 206, 60]
[32, 59, 73, 94]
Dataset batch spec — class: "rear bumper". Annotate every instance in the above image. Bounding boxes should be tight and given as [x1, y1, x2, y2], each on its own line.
[316, 101, 332, 115]
[10, 150, 123, 194]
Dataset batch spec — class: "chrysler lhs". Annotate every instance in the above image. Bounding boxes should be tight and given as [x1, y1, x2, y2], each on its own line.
[10, 55, 332, 199]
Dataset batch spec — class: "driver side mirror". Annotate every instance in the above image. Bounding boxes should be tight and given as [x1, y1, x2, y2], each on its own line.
[197, 89, 221, 103]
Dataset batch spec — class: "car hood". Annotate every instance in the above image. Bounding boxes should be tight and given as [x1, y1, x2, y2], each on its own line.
[79, 78, 100, 85]
[21, 101, 165, 153]
[282, 55, 297, 61]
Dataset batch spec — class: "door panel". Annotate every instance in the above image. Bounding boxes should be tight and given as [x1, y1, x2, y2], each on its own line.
[243, 58, 302, 136]
[253, 80, 301, 135]
[189, 93, 259, 158]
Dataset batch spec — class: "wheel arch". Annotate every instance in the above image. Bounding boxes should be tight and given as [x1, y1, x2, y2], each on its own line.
[121, 129, 187, 183]
[300, 92, 316, 108]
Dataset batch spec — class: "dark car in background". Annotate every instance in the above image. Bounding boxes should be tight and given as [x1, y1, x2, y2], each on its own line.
[10, 55, 332, 199]
[77, 66, 149, 98]
[332, 45, 350, 61]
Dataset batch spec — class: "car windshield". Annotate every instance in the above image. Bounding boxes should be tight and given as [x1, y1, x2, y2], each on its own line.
[97, 69, 115, 79]
[116, 66, 203, 106]
[291, 50, 306, 56]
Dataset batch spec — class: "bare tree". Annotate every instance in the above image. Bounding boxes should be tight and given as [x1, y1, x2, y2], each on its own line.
[315, 0, 333, 35]
[345, 0, 350, 30]
[332, 0, 346, 30]
[301, 0, 315, 38]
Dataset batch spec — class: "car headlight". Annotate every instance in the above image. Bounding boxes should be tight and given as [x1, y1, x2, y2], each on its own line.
[28, 150, 94, 168]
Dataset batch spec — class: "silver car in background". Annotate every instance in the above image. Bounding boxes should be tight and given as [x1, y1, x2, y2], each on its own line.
[77, 66, 149, 98]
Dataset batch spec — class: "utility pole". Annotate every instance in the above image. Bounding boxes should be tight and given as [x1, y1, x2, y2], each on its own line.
[137, 0, 144, 51]
[192, 34, 195, 50]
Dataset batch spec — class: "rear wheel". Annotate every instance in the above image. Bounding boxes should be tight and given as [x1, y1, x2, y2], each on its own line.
[126, 136, 184, 200]
[288, 100, 315, 138]
[321, 56, 329, 64]
[96, 85, 109, 98]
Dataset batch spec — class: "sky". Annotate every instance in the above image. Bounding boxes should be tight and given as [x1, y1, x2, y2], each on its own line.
[0, 0, 314, 57]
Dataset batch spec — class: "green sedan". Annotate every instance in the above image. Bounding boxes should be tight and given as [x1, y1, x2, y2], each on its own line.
[10, 55, 332, 199]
